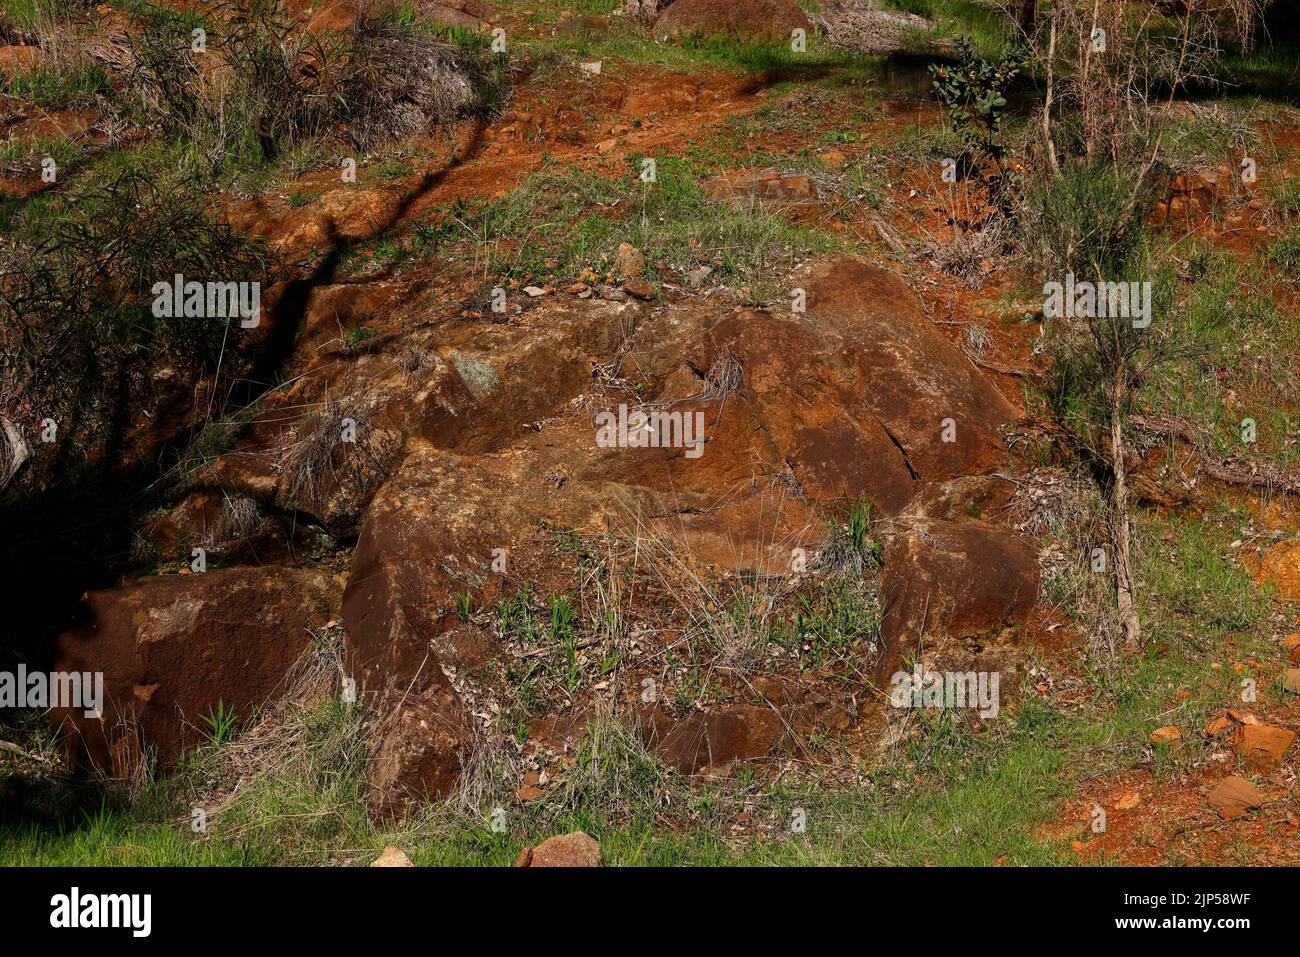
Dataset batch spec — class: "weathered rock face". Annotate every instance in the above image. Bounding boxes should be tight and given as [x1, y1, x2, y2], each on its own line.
[677, 259, 1017, 516]
[52, 567, 336, 776]
[365, 676, 470, 821]
[638, 704, 783, 773]
[695, 309, 920, 513]
[654, 0, 812, 42]
[877, 519, 1040, 682]
[56, 250, 1026, 814]
[337, 257, 1025, 813]
[796, 258, 1017, 485]
[202, 292, 619, 537]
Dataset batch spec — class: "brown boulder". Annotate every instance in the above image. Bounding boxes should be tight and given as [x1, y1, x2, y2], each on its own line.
[0, 44, 47, 76]
[694, 309, 917, 513]
[1231, 723, 1295, 772]
[798, 258, 1017, 484]
[365, 677, 470, 821]
[638, 704, 783, 772]
[1207, 776, 1264, 820]
[52, 566, 335, 775]
[654, 0, 811, 42]
[877, 520, 1039, 682]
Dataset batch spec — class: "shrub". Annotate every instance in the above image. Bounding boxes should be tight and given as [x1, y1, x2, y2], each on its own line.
[0, 166, 266, 451]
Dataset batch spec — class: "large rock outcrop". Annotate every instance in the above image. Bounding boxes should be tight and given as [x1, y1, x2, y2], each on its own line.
[339, 256, 1026, 812]
[52, 566, 336, 776]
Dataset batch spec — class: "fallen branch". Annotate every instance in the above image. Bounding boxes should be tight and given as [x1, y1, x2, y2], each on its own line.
[1132, 413, 1300, 497]
[0, 739, 50, 764]
[973, 357, 1044, 379]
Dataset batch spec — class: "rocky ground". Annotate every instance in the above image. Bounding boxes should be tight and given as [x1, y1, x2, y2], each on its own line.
[1, 0, 1299, 866]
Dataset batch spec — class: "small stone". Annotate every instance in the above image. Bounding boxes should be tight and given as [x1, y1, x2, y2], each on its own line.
[1284, 668, 1300, 694]
[614, 243, 645, 279]
[513, 831, 601, 867]
[1232, 723, 1296, 772]
[523, 285, 547, 297]
[578, 61, 602, 75]
[1149, 726, 1182, 746]
[1207, 776, 1264, 820]
[1205, 714, 1234, 736]
[370, 845, 414, 867]
[623, 278, 654, 300]
[686, 265, 713, 287]
[599, 285, 626, 302]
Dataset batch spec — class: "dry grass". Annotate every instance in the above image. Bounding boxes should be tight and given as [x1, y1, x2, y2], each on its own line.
[220, 492, 260, 539]
[930, 218, 1005, 285]
[342, 17, 479, 149]
[695, 351, 743, 401]
[1004, 466, 1121, 656]
[187, 626, 368, 849]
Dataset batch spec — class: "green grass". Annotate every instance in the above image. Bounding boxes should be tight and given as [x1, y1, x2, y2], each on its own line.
[0, 0, 73, 32]
[875, 0, 1015, 58]
[1137, 238, 1300, 468]
[527, 19, 879, 77]
[4, 63, 111, 109]
[418, 155, 848, 295]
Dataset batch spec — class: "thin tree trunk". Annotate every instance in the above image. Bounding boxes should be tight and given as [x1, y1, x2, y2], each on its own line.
[1041, 7, 1060, 177]
[1110, 378, 1142, 652]
[1082, 0, 1102, 162]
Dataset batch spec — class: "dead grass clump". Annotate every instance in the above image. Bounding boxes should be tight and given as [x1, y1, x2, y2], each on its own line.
[278, 398, 360, 510]
[340, 17, 479, 149]
[697, 351, 742, 401]
[1005, 466, 1119, 653]
[449, 714, 523, 818]
[930, 220, 1005, 286]
[221, 492, 260, 539]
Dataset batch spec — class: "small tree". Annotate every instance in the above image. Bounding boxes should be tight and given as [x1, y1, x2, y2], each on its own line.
[1024, 0, 1265, 651]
